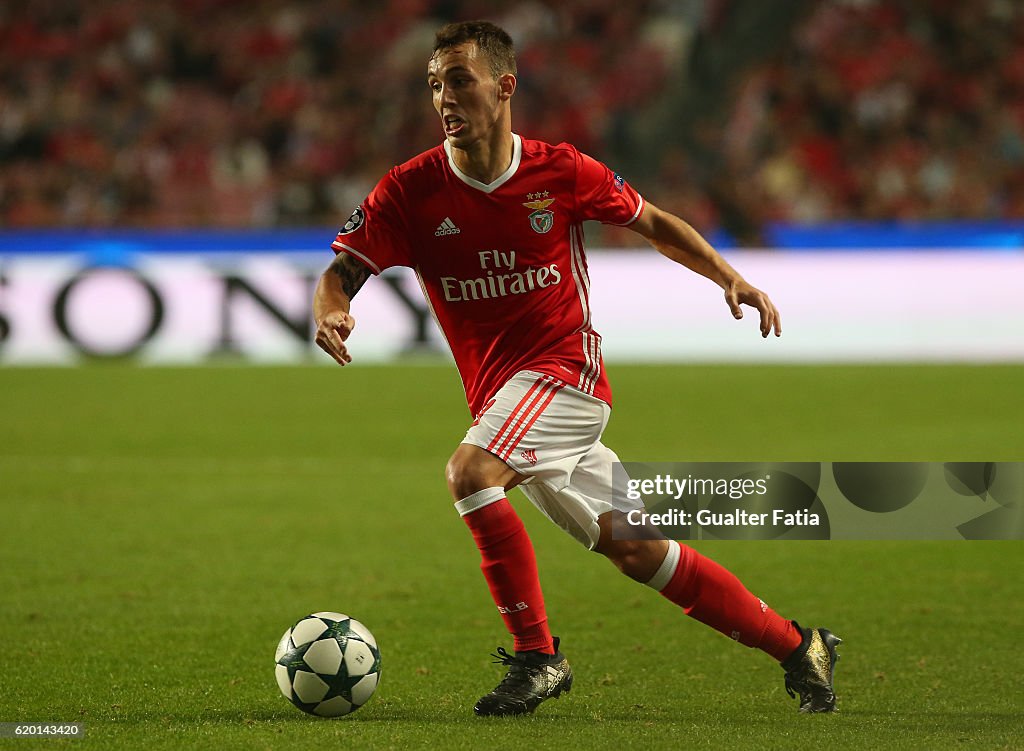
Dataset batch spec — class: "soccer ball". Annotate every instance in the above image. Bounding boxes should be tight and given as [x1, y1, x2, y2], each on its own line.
[274, 612, 381, 717]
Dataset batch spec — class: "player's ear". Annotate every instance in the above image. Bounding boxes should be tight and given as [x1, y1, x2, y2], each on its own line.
[497, 73, 516, 101]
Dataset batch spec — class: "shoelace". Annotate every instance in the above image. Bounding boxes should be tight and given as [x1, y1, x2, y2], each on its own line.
[490, 646, 520, 666]
[783, 673, 805, 700]
[489, 647, 538, 691]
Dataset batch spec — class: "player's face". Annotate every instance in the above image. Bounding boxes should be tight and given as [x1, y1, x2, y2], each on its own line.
[427, 43, 507, 149]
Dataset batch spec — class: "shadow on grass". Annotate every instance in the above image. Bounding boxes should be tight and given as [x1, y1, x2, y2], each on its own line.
[119, 704, 604, 725]
[841, 710, 1023, 724]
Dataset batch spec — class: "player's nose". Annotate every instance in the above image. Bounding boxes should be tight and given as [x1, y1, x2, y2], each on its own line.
[439, 84, 458, 106]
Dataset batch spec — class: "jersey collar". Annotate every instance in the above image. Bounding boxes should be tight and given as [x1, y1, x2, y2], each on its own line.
[444, 133, 522, 194]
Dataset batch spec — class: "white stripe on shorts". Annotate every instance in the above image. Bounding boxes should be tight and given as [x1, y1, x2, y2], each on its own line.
[487, 375, 564, 460]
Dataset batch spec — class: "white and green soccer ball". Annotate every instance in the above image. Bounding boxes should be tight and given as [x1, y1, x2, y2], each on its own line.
[275, 612, 381, 717]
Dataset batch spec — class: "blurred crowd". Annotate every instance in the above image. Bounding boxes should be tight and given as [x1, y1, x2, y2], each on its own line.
[3, 0, 1024, 236]
[718, 0, 1024, 227]
[0, 0, 681, 228]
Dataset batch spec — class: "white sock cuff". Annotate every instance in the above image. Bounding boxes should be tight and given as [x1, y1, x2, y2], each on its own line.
[645, 540, 681, 591]
[454, 487, 506, 517]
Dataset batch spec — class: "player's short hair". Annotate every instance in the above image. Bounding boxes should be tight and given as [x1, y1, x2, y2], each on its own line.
[432, 21, 516, 79]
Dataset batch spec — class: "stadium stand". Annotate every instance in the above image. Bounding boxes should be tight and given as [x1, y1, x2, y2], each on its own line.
[0, 0, 682, 230]
[2, 0, 1022, 243]
[720, 0, 1024, 225]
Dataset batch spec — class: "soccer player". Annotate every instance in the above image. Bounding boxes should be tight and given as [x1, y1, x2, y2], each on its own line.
[313, 21, 840, 716]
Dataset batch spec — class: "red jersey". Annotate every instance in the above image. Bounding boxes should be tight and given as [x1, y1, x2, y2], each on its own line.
[331, 134, 645, 415]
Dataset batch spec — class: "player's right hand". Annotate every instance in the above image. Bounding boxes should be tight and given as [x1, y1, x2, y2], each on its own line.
[315, 311, 356, 366]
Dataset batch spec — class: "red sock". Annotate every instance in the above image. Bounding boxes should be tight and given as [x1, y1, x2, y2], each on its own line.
[652, 541, 802, 662]
[456, 488, 554, 654]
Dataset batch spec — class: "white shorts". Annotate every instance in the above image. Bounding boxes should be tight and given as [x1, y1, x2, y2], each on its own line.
[462, 370, 622, 549]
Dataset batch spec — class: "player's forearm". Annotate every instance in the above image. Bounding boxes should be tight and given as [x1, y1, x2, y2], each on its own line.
[643, 207, 743, 290]
[313, 252, 371, 324]
[313, 269, 352, 325]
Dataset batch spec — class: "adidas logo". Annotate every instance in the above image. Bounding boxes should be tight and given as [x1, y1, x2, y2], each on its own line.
[434, 217, 461, 236]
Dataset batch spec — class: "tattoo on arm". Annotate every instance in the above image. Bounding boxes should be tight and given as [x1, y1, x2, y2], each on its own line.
[330, 254, 372, 299]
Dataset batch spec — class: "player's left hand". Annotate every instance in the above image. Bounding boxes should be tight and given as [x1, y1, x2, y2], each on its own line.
[725, 280, 782, 338]
[315, 310, 356, 365]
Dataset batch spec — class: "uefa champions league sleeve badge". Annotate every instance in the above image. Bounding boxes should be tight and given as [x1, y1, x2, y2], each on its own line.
[339, 206, 365, 235]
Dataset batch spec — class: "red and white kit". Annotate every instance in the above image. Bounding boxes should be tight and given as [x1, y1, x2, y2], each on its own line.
[461, 370, 622, 547]
[332, 133, 644, 414]
[331, 132, 808, 667]
[332, 134, 646, 545]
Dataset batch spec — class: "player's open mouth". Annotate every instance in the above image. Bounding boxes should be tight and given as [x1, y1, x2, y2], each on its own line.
[444, 115, 466, 136]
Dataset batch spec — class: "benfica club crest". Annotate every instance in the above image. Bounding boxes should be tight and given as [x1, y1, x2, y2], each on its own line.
[523, 194, 555, 234]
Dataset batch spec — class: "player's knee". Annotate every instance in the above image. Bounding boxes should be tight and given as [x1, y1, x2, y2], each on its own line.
[445, 451, 490, 500]
[446, 444, 523, 501]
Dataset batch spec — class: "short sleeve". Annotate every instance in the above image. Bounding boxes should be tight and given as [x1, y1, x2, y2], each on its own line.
[572, 148, 645, 226]
[330, 170, 413, 274]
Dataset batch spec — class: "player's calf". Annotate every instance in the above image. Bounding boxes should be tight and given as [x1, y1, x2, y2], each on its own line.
[595, 536, 670, 583]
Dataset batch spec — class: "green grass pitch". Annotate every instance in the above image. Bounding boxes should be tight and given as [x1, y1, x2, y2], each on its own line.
[1, 364, 1022, 750]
